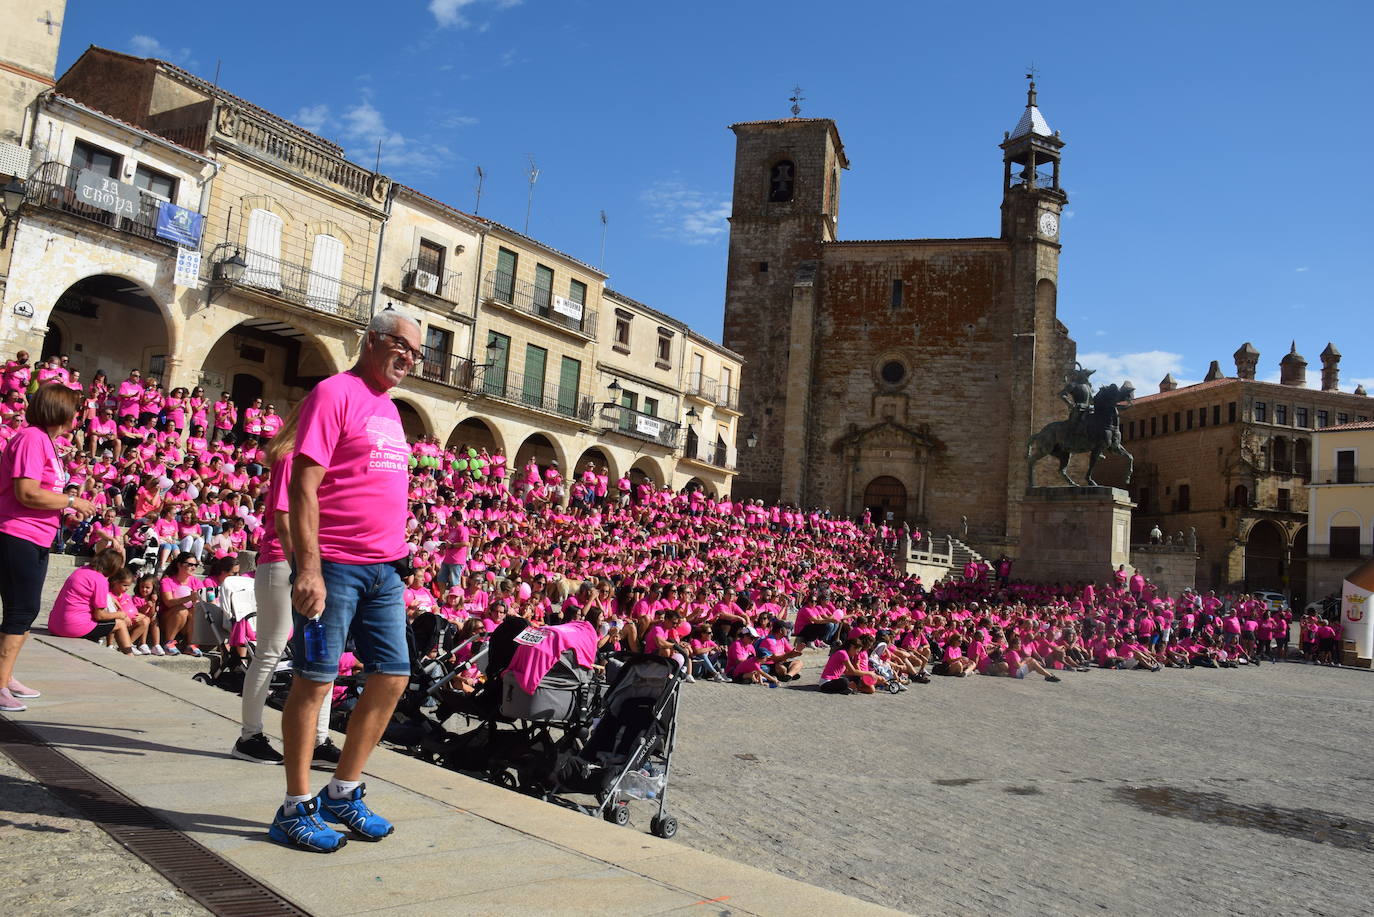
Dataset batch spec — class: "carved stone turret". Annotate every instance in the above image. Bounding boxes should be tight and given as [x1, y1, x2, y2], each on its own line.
[1320, 342, 1341, 392]
[1203, 360, 1224, 382]
[1280, 341, 1307, 387]
[1159, 373, 1178, 393]
[1234, 342, 1259, 380]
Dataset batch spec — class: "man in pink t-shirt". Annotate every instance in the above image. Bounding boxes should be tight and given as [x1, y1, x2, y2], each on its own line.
[270, 308, 420, 853]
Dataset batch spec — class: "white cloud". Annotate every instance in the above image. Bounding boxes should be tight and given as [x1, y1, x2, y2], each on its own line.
[1294, 266, 1309, 272]
[1076, 350, 1192, 389]
[641, 178, 730, 245]
[1348, 376, 1374, 393]
[292, 104, 330, 135]
[340, 99, 452, 176]
[128, 34, 196, 67]
[429, 0, 521, 29]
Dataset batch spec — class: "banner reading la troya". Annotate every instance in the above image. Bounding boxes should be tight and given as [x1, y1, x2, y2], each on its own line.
[1341, 556, 1374, 662]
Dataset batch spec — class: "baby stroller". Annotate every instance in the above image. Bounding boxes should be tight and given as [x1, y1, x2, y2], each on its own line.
[190, 575, 257, 694]
[422, 618, 600, 795]
[548, 653, 684, 838]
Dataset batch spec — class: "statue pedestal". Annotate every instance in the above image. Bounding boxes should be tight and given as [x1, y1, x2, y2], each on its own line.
[1018, 486, 1135, 584]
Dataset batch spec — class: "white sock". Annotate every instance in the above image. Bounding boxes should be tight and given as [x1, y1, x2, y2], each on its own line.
[327, 777, 360, 799]
[281, 793, 311, 816]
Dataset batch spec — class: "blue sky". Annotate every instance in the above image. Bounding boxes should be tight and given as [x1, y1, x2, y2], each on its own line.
[56, 0, 1373, 390]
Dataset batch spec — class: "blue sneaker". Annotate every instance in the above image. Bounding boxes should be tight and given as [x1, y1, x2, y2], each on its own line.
[268, 798, 348, 852]
[317, 783, 394, 840]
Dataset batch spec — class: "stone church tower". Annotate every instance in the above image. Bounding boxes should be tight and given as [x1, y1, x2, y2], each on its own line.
[722, 84, 1078, 548]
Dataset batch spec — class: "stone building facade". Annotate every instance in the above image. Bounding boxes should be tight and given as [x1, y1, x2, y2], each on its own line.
[722, 85, 1078, 548]
[1098, 343, 1372, 603]
[0, 44, 740, 497]
[1304, 422, 1374, 603]
[0, 0, 64, 148]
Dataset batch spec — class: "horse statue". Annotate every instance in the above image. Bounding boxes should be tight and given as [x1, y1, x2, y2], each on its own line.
[1027, 381, 1135, 487]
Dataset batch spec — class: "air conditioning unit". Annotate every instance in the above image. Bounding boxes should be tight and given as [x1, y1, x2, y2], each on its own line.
[406, 270, 439, 294]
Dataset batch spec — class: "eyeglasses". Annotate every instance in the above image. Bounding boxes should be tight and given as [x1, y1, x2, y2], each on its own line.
[375, 331, 424, 363]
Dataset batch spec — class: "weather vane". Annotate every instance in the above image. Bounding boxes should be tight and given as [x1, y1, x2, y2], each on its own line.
[789, 85, 805, 118]
[1025, 63, 1039, 83]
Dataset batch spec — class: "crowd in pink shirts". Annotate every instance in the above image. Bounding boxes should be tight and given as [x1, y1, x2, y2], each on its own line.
[3, 349, 1342, 682]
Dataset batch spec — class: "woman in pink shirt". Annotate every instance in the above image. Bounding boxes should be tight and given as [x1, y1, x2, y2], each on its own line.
[819, 638, 876, 694]
[48, 549, 140, 653]
[158, 551, 202, 656]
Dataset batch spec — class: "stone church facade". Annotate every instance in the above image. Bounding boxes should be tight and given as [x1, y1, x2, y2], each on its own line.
[722, 85, 1079, 548]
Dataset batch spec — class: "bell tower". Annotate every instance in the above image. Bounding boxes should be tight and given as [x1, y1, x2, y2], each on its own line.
[1000, 79, 1067, 242]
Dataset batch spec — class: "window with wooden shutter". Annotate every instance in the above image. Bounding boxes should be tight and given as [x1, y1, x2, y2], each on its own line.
[244, 209, 284, 290]
[306, 234, 344, 312]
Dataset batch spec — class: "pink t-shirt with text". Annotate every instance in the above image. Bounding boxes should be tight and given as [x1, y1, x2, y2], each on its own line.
[0, 425, 68, 546]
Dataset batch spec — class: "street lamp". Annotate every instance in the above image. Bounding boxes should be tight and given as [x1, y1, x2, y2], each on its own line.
[0, 177, 25, 248]
[207, 247, 248, 304]
[746, 431, 758, 449]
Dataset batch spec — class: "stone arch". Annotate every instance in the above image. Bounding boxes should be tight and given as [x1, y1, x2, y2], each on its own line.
[573, 446, 618, 481]
[513, 432, 568, 476]
[1035, 278, 1056, 316]
[193, 317, 343, 415]
[1272, 436, 1290, 472]
[1243, 519, 1286, 592]
[448, 415, 506, 457]
[39, 274, 174, 385]
[392, 397, 431, 442]
[629, 456, 667, 488]
[304, 220, 355, 248]
[1290, 524, 1310, 607]
[683, 476, 714, 498]
[767, 155, 795, 203]
[238, 194, 296, 226]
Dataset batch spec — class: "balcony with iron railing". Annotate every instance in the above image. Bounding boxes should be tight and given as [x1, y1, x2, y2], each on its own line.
[683, 429, 736, 470]
[397, 257, 467, 312]
[715, 384, 740, 412]
[685, 372, 718, 402]
[415, 347, 477, 390]
[479, 369, 594, 423]
[230, 110, 377, 199]
[203, 241, 373, 324]
[1312, 467, 1374, 485]
[23, 161, 170, 247]
[600, 403, 681, 448]
[482, 270, 597, 338]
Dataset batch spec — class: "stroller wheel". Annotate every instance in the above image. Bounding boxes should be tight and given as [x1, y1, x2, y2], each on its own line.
[650, 814, 678, 839]
[192, 673, 212, 685]
[886, 680, 902, 695]
[492, 768, 519, 790]
[605, 802, 631, 826]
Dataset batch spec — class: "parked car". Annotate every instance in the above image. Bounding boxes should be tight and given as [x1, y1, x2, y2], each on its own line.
[1252, 590, 1289, 613]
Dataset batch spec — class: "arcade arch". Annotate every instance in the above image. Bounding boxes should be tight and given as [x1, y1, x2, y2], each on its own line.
[43, 275, 171, 385]
[1243, 519, 1287, 593]
[448, 416, 505, 456]
[198, 319, 339, 418]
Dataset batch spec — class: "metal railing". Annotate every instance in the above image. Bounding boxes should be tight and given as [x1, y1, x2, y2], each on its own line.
[206, 244, 372, 324]
[600, 403, 681, 448]
[1312, 467, 1374, 485]
[399, 257, 465, 308]
[479, 369, 594, 422]
[715, 384, 740, 411]
[24, 161, 169, 246]
[483, 270, 597, 338]
[683, 429, 737, 469]
[686, 372, 718, 401]
[232, 110, 376, 198]
[1010, 168, 1057, 190]
[415, 348, 476, 390]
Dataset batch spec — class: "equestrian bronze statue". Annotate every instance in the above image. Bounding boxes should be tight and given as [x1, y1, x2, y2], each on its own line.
[1026, 364, 1135, 487]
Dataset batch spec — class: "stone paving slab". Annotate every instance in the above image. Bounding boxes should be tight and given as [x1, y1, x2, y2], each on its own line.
[1, 631, 901, 917]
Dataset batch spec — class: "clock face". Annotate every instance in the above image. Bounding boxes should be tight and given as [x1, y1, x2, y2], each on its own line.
[1038, 211, 1059, 238]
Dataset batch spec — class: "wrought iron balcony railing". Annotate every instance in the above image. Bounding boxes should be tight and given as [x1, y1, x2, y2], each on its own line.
[1009, 167, 1057, 190]
[483, 270, 596, 338]
[600, 403, 681, 448]
[23, 161, 169, 246]
[685, 372, 717, 402]
[399, 257, 466, 310]
[203, 242, 373, 324]
[1312, 467, 1374, 485]
[684, 429, 737, 469]
[479, 368, 594, 422]
[416, 348, 476, 390]
[715, 384, 740, 411]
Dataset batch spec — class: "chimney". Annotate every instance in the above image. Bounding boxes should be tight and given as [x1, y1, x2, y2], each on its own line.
[1279, 341, 1307, 387]
[1203, 360, 1224, 382]
[1159, 373, 1178, 393]
[1320, 342, 1341, 392]
[1357, 384, 1368, 397]
[1234, 342, 1259, 380]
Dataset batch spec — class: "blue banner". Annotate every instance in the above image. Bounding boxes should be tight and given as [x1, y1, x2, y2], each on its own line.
[155, 201, 204, 248]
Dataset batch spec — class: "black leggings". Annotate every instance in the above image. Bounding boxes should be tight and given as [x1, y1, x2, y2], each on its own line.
[0, 531, 51, 635]
[819, 677, 852, 694]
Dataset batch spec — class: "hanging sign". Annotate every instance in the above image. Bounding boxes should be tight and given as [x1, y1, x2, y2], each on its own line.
[75, 169, 139, 217]
[156, 201, 205, 247]
[175, 247, 202, 287]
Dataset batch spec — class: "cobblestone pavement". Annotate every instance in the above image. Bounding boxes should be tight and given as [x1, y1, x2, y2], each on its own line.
[666, 658, 1374, 916]
[0, 751, 209, 917]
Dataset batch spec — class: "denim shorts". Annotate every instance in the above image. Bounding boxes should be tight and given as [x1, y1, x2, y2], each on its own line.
[290, 559, 408, 682]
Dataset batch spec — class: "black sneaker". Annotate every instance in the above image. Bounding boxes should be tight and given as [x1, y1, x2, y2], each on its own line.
[311, 738, 342, 769]
[232, 733, 284, 764]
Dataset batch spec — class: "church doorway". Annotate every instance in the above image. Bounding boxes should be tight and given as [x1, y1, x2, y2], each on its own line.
[863, 476, 907, 525]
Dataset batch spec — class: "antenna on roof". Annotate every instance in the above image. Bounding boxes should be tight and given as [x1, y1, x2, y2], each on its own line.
[599, 210, 608, 272]
[213, 59, 222, 86]
[524, 155, 540, 235]
[474, 166, 484, 214]
[789, 85, 805, 118]
[374, 138, 383, 173]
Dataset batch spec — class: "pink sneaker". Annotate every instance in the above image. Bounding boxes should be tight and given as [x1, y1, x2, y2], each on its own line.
[7, 678, 40, 698]
[0, 687, 27, 712]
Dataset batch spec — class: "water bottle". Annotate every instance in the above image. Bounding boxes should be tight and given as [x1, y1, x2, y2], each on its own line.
[304, 618, 328, 664]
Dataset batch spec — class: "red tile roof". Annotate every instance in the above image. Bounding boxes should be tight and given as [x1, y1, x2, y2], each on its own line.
[1318, 420, 1374, 432]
